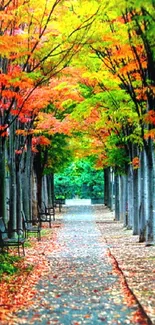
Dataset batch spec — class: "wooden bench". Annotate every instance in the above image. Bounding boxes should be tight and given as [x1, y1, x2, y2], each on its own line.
[54, 199, 63, 212]
[0, 217, 25, 256]
[22, 211, 41, 241]
[38, 203, 55, 228]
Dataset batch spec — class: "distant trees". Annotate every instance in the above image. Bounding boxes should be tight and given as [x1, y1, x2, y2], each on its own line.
[54, 159, 104, 201]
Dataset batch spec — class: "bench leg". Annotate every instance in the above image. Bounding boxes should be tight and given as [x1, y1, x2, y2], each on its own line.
[22, 243, 25, 256]
[38, 230, 41, 241]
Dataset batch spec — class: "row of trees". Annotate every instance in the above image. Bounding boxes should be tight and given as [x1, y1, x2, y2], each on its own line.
[69, 0, 155, 244]
[0, 0, 155, 244]
[0, 0, 100, 233]
[99, 1, 155, 244]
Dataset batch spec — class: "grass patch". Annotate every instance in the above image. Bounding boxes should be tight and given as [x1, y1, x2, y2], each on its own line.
[24, 240, 32, 247]
[0, 252, 21, 277]
[41, 228, 52, 236]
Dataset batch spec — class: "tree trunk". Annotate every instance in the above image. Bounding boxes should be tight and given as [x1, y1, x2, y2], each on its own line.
[120, 175, 127, 225]
[22, 136, 33, 219]
[139, 149, 147, 242]
[32, 169, 38, 220]
[104, 168, 109, 206]
[104, 167, 113, 209]
[109, 168, 114, 211]
[0, 137, 8, 223]
[16, 130, 25, 230]
[16, 169, 23, 230]
[126, 166, 133, 229]
[133, 167, 140, 235]
[51, 173, 55, 208]
[8, 121, 17, 237]
[145, 139, 155, 244]
[47, 174, 53, 206]
[115, 173, 120, 221]
[42, 175, 48, 206]
[33, 148, 45, 210]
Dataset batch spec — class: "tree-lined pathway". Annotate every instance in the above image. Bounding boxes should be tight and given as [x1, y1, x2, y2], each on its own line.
[14, 206, 151, 325]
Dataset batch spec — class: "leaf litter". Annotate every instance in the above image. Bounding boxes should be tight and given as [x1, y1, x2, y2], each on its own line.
[0, 206, 154, 325]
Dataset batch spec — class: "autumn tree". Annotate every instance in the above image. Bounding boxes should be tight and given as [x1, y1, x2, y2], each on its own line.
[0, 0, 101, 232]
[65, 0, 155, 243]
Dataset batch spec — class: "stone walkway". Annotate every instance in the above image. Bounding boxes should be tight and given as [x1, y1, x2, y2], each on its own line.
[14, 206, 150, 325]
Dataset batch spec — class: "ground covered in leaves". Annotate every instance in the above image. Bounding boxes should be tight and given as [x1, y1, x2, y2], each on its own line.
[0, 224, 62, 324]
[95, 205, 155, 325]
[0, 205, 154, 325]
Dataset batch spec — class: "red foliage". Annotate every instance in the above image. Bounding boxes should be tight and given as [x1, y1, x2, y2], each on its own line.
[144, 110, 155, 125]
[32, 136, 51, 148]
[0, 125, 8, 137]
[131, 156, 140, 169]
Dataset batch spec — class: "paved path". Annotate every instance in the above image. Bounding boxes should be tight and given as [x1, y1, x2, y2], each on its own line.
[16, 206, 142, 324]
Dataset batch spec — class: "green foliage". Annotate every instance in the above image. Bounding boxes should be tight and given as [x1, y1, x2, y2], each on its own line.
[107, 145, 129, 173]
[103, 133, 130, 173]
[79, 84, 94, 98]
[54, 158, 104, 199]
[44, 133, 74, 174]
[0, 253, 20, 277]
